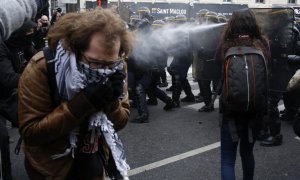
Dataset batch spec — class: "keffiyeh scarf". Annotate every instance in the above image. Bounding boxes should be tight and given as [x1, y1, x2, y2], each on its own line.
[50, 42, 130, 179]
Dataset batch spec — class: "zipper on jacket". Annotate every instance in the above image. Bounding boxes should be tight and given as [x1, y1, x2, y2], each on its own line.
[244, 55, 250, 111]
[250, 55, 256, 108]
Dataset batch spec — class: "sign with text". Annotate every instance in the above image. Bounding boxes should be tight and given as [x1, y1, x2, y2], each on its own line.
[109, 2, 248, 19]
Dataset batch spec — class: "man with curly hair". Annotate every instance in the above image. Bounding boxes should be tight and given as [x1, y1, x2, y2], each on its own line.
[18, 9, 133, 180]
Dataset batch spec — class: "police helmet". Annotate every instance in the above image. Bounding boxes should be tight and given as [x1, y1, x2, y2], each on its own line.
[164, 16, 175, 24]
[174, 14, 187, 23]
[217, 14, 227, 23]
[152, 20, 166, 28]
[138, 7, 151, 18]
[129, 15, 141, 28]
[269, 7, 293, 27]
[269, 7, 292, 20]
[204, 11, 219, 23]
[196, 9, 209, 18]
[130, 14, 140, 21]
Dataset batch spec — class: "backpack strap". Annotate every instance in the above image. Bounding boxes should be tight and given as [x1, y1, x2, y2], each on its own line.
[14, 48, 61, 155]
[43, 47, 61, 107]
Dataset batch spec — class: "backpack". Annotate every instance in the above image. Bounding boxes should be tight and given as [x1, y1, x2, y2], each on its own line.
[221, 46, 268, 115]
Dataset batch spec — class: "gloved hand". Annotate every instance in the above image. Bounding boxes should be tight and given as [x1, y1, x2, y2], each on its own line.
[67, 83, 112, 119]
[109, 70, 126, 100]
[67, 72, 126, 118]
[83, 82, 114, 110]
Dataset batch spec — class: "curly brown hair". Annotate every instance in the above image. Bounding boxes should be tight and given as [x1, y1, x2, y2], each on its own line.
[47, 9, 133, 57]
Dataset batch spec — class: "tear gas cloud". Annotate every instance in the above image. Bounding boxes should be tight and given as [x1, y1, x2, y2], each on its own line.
[131, 23, 226, 65]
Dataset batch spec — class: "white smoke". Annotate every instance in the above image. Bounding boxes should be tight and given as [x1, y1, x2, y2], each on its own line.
[131, 23, 226, 64]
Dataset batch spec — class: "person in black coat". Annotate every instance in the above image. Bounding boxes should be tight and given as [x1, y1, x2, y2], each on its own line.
[260, 8, 296, 146]
[33, 15, 50, 50]
[128, 19, 152, 123]
[0, 20, 36, 180]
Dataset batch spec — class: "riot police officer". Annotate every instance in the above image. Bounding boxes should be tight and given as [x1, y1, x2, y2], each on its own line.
[192, 9, 209, 102]
[217, 14, 227, 23]
[137, 6, 154, 23]
[128, 18, 152, 123]
[260, 8, 296, 146]
[280, 19, 300, 122]
[196, 9, 209, 24]
[152, 20, 169, 88]
[147, 20, 176, 110]
[128, 14, 141, 30]
[192, 11, 222, 112]
[167, 14, 195, 107]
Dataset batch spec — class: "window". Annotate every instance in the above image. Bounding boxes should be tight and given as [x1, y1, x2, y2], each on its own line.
[288, 0, 296, 3]
[256, 0, 264, 3]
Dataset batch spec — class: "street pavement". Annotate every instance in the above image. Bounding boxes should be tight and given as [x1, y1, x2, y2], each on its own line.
[7, 69, 300, 180]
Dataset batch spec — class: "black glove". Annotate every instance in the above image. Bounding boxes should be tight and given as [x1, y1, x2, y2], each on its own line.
[109, 70, 126, 100]
[83, 82, 114, 110]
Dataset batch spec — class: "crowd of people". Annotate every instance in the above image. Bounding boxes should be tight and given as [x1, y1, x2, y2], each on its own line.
[0, 0, 300, 179]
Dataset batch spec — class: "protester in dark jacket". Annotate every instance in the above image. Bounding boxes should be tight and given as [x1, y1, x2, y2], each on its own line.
[216, 9, 270, 180]
[0, 20, 36, 180]
[0, 0, 48, 41]
[0, 20, 36, 124]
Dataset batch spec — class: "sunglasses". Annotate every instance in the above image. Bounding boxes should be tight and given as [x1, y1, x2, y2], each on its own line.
[82, 56, 124, 69]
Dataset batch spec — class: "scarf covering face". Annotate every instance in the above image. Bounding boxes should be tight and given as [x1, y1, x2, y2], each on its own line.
[51, 41, 130, 179]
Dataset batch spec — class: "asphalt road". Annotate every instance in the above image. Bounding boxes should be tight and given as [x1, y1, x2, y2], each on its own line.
[7, 71, 300, 180]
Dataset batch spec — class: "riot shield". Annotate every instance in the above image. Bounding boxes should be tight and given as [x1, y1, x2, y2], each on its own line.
[252, 8, 296, 92]
[189, 23, 225, 80]
[252, 8, 295, 57]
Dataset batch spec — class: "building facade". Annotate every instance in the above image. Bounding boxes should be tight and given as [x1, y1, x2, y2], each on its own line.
[108, 0, 300, 7]
[50, 0, 300, 12]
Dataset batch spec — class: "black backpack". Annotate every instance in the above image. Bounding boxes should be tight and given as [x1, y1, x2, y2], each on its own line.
[221, 46, 268, 115]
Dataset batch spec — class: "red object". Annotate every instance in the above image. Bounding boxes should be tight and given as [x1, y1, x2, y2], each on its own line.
[98, 0, 102, 6]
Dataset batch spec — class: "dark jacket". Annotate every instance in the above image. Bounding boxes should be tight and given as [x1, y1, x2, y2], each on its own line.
[33, 26, 49, 50]
[168, 30, 193, 77]
[0, 41, 20, 100]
